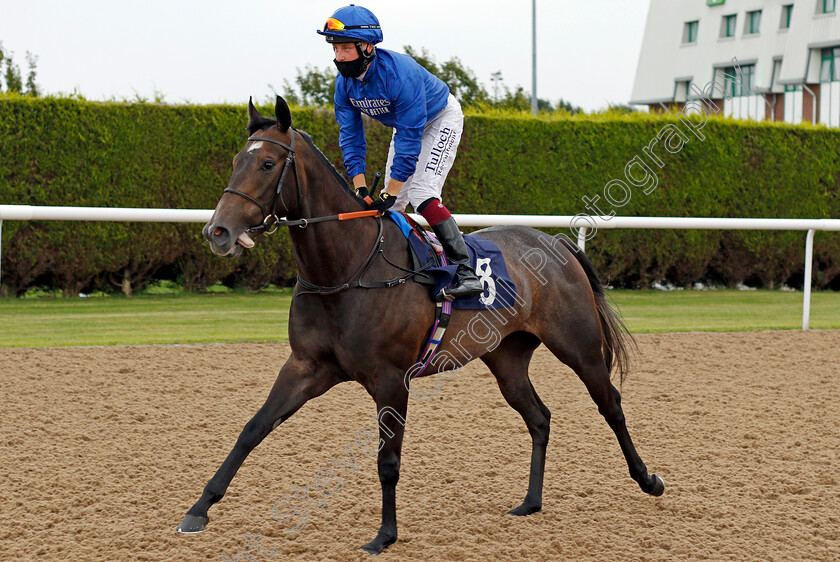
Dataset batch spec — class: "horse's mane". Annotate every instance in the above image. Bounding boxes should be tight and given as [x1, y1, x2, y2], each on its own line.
[247, 120, 358, 199]
[297, 130, 357, 197]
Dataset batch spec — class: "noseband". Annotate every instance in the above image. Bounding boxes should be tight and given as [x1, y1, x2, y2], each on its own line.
[223, 130, 301, 235]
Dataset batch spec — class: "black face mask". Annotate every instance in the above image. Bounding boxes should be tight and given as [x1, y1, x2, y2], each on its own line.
[334, 57, 368, 78]
[333, 42, 375, 78]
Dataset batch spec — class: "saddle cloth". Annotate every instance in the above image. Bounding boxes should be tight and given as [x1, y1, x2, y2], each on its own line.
[386, 211, 518, 310]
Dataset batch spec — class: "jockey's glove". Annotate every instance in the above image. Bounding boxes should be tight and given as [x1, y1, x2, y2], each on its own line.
[355, 185, 370, 199]
[368, 192, 396, 214]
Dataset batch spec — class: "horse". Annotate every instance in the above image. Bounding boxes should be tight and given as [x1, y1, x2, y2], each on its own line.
[176, 96, 664, 554]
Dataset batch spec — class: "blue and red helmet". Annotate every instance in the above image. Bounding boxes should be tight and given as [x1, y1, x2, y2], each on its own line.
[317, 4, 383, 44]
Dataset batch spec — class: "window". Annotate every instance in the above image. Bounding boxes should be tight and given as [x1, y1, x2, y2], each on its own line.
[722, 64, 754, 97]
[721, 14, 737, 37]
[683, 20, 699, 43]
[784, 85, 803, 125]
[819, 49, 840, 126]
[674, 80, 690, 103]
[818, 0, 836, 14]
[820, 47, 840, 82]
[780, 4, 793, 28]
[745, 10, 762, 34]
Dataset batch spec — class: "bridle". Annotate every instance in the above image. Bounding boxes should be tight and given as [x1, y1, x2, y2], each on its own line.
[219, 128, 431, 295]
[223, 130, 302, 235]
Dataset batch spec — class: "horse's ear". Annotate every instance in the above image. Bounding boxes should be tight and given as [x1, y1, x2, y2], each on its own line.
[275, 95, 292, 132]
[247, 96, 263, 130]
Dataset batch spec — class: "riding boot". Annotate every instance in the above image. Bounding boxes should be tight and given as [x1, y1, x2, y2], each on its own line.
[431, 217, 484, 302]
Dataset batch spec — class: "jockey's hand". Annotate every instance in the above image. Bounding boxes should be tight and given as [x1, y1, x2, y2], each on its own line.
[368, 192, 396, 214]
[355, 185, 369, 199]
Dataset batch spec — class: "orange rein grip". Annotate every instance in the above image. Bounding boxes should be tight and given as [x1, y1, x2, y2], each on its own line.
[363, 195, 374, 205]
[338, 210, 382, 221]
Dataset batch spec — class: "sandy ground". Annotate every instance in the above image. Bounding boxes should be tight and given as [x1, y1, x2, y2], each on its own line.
[1, 331, 839, 561]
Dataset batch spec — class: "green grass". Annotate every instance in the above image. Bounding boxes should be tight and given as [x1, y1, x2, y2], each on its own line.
[0, 293, 292, 347]
[1, 289, 838, 348]
[610, 289, 840, 333]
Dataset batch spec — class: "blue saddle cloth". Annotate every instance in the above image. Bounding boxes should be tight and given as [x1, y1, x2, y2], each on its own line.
[387, 211, 518, 310]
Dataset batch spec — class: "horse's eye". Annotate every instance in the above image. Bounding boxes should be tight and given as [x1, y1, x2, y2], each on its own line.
[262, 161, 275, 170]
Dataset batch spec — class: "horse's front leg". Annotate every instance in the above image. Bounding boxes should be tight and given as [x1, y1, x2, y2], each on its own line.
[177, 355, 343, 534]
[360, 374, 409, 555]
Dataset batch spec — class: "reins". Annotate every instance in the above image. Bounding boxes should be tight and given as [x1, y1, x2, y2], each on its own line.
[223, 128, 431, 295]
[295, 216, 432, 295]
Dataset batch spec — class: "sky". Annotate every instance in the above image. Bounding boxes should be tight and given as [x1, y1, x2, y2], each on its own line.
[0, 0, 652, 112]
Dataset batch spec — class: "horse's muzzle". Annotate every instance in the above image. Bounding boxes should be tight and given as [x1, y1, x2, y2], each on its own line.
[203, 222, 243, 258]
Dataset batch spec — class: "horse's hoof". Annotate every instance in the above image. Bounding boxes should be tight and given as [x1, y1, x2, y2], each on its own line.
[507, 502, 542, 516]
[176, 514, 209, 534]
[360, 533, 396, 555]
[359, 543, 381, 556]
[648, 474, 665, 497]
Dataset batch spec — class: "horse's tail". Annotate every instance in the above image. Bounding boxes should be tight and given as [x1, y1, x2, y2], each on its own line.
[560, 238, 637, 385]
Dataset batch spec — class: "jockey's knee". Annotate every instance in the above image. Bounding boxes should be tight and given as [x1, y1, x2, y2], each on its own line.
[417, 198, 451, 226]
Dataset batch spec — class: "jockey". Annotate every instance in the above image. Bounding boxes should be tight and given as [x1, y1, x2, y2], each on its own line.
[317, 4, 483, 302]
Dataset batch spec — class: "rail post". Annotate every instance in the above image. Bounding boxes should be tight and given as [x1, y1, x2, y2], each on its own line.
[577, 226, 587, 251]
[802, 229, 815, 330]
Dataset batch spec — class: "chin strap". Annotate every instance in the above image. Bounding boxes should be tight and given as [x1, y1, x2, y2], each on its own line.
[354, 41, 376, 75]
[356, 41, 376, 65]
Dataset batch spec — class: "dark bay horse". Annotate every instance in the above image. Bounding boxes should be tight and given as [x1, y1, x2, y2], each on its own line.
[177, 96, 664, 554]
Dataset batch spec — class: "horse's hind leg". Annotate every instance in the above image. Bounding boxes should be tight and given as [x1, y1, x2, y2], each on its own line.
[481, 332, 549, 516]
[542, 330, 664, 497]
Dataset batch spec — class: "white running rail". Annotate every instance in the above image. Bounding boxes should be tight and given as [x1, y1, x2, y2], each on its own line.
[1, 205, 839, 329]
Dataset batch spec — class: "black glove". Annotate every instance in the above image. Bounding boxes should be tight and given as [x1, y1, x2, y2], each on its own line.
[368, 192, 396, 214]
[355, 185, 370, 199]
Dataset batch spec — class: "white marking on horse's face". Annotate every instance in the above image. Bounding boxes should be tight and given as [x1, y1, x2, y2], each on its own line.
[247, 141, 264, 153]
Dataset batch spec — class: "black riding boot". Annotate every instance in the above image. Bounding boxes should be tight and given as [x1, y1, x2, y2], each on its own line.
[431, 217, 484, 302]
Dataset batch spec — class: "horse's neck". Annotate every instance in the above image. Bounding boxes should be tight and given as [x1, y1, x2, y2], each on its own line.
[289, 143, 380, 287]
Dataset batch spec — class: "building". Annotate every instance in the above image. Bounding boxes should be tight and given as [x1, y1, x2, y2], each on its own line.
[631, 0, 840, 126]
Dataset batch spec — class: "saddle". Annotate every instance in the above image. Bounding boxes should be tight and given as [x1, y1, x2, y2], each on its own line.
[386, 211, 518, 310]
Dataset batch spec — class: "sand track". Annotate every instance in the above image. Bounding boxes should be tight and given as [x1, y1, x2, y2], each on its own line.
[1, 331, 839, 561]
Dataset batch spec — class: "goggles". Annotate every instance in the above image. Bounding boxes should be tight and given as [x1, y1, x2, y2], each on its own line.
[323, 17, 381, 32]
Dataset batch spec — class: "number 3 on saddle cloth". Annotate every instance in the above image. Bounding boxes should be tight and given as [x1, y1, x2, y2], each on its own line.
[386, 211, 520, 379]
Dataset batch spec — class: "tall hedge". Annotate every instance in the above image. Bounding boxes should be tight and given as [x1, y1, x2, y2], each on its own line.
[0, 95, 389, 296]
[454, 112, 840, 289]
[0, 94, 838, 296]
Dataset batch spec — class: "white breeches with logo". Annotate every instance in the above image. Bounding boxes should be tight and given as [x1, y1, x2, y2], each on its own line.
[386, 93, 463, 212]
